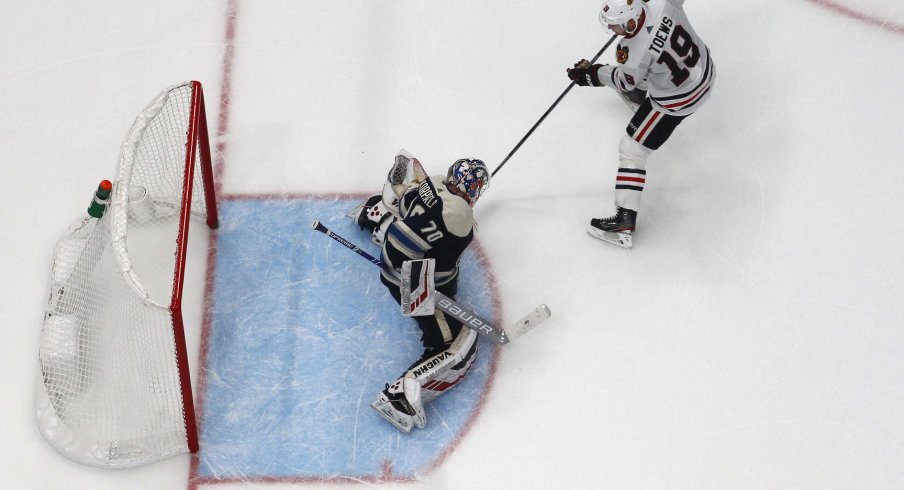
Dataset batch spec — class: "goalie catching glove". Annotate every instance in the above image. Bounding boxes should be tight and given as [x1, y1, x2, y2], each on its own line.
[352, 149, 429, 246]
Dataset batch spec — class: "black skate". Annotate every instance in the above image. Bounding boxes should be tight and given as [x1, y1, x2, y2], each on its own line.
[587, 207, 636, 249]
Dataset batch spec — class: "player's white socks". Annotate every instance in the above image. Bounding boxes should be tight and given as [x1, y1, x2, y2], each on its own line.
[614, 135, 650, 211]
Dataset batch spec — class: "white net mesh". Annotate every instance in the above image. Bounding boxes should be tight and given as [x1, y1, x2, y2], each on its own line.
[36, 81, 214, 467]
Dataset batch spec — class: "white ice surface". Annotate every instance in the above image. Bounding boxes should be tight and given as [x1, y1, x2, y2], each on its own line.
[3, 1, 904, 489]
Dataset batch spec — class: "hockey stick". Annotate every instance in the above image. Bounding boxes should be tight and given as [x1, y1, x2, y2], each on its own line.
[491, 34, 619, 177]
[311, 220, 551, 344]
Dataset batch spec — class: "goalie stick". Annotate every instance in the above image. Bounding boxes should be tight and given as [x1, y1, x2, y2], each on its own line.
[311, 220, 550, 344]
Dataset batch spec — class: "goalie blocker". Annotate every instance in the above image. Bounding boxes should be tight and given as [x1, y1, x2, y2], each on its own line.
[401, 257, 509, 343]
[400, 258, 553, 344]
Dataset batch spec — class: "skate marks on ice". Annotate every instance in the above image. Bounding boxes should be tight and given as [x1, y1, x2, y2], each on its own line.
[192, 196, 502, 484]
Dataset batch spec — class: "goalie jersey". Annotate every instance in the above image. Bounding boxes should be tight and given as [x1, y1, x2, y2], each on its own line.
[599, 0, 715, 116]
[379, 176, 474, 290]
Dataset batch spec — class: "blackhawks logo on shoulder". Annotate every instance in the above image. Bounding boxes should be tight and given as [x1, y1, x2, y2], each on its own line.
[616, 46, 630, 64]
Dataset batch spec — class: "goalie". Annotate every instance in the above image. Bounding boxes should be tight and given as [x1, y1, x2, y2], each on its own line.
[351, 149, 490, 433]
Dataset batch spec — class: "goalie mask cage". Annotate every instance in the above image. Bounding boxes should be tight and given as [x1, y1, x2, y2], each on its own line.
[36, 81, 217, 468]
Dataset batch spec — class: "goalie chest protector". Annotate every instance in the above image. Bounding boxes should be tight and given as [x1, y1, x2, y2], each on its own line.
[381, 177, 474, 288]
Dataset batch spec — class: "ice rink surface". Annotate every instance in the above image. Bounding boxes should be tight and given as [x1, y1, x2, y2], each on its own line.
[2, 1, 904, 489]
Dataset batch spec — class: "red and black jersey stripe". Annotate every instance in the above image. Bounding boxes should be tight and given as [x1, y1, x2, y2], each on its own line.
[651, 47, 714, 113]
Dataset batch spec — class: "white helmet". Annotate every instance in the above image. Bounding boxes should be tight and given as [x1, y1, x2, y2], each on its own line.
[599, 0, 643, 34]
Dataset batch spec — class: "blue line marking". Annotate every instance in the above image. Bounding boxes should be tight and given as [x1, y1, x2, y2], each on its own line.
[197, 198, 498, 480]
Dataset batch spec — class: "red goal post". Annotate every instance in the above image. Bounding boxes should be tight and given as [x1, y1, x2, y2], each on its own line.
[36, 81, 217, 467]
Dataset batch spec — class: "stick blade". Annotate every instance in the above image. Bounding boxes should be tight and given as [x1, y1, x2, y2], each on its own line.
[506, 304, 552, 341]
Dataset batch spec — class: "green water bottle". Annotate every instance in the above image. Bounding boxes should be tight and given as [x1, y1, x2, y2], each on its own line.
[87, 180, 113, 218]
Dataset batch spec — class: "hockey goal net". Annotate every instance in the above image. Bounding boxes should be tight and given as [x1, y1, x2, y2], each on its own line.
[36, 81, 217, 467]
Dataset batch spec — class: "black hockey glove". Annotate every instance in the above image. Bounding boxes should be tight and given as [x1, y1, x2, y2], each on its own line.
[567, 59, 605, 87]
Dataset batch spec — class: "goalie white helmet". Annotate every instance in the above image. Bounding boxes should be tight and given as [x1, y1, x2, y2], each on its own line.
[599, 0, 643, 35]
[445, 158, 490, 206]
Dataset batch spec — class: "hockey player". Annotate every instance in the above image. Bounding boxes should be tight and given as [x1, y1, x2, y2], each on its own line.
[352, 149, 490, 432]
[567, 0, 715, 248]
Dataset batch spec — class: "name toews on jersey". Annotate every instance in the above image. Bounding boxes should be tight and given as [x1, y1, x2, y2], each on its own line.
[606, 0, 715, 116]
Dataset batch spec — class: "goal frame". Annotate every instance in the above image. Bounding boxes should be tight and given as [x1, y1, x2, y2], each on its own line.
[36, 80, 217, 466]
[170, 80, 218, 453]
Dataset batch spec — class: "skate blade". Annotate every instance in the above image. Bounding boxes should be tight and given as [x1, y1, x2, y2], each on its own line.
[371, 399, 413, 433]
[587, 227, 633, 249]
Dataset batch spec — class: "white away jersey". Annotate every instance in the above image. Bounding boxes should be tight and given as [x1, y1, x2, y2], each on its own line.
[599, 0, 715, 116]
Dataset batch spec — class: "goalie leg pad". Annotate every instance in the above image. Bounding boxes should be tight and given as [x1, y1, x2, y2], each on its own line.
[401, 259, 436, 317]
[372, 328, 478, 431]
[408, 328, 478, 404]
[403, 374, 426, 429]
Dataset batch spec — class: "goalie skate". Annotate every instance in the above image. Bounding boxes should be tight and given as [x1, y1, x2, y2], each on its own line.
[371, 376, 425, 433]
[371, 392, 416, 433]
